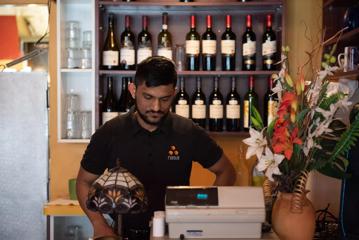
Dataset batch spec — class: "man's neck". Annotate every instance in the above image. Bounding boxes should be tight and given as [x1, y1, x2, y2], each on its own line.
[134, 112, 158, 132]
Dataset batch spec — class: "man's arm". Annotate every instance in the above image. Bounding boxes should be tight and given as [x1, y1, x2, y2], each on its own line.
[76, 167, 117, 238]
[208, 154, 236, 186]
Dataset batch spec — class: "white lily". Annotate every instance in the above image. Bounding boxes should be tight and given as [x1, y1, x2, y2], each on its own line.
[256, 147, 285, 182]
[243, 128, 267, 160]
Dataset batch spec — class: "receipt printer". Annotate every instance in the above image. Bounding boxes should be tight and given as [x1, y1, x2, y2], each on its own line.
[165, 186, 265, 239]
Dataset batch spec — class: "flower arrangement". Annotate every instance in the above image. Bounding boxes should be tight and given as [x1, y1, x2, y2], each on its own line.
[243, 44, 359, 195]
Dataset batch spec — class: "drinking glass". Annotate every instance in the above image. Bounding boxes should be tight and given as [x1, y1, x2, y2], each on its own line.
[175, 44, 185, 71]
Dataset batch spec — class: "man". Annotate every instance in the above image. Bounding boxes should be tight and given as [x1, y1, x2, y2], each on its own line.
[76, 56, 236, 239]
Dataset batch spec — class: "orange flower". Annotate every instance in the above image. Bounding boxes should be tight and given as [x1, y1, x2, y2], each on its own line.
[272, 120, 303, 160]
[277, 92, 298, 123]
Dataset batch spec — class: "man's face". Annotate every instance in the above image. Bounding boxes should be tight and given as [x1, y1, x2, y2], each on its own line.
[132, 82, 175, 126]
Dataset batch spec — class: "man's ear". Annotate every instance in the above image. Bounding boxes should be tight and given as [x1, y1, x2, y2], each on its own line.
[129, 82, 136, 99]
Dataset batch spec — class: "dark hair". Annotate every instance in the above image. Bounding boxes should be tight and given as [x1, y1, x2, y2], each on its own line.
[134, 56, 177, 87]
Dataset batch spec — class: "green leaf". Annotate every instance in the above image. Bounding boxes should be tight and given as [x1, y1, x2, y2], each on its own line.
[319, 92, 345, 110]
[250, 105, 264, 130]
[296, 108, 310, 125]
[317, 163, 351, 179]
[267, 118, 276, 138]
[312, 120, 347, 171]
[328, 113, 359, 168]
[250, 117, 262, 131]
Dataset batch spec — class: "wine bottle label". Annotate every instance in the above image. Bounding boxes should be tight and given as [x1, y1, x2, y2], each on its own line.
[103, 50, 119, 66]
[243, 100, 249, 128]
[226, 104, 240, 119]
[243, 40, 256, 56]
[178, 99, 188, 105]
[209, 104, 223, 119]
[175, 104, 189, 118]
[102, 112, 119, 124]
[221, 40, 235, 55]
[267, 100, 278, 125]
[158, 48, 173, 60]
[186, 40, 200, 55]
[229, 99, 238, 105]
[262, 40, 277, 56]
[202, 40, 216, 54]
[137, 47, 153, 64]
[194, 100, 204, 105]
[192, 104, 206, 119]
[120, 48, 135, 65]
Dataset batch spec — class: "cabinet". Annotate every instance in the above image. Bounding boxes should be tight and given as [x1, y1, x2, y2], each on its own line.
[57, 0, 95, 143]
[323, 0, 359, 80]
[57, 0, 285, 142]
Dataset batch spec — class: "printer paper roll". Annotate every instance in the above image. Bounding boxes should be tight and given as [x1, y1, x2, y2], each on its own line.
[152, 216, 165, 237]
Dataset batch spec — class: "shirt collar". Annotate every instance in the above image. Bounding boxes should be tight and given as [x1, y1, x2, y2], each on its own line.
[129, 111, 173, 136]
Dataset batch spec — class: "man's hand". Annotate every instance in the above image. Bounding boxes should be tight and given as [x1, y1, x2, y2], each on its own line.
[208, 154, 236, 186]
[76, 167, 118, 238]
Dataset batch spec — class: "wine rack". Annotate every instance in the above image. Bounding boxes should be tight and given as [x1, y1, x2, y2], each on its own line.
[57, 0, 285, 142]
[95, 0, 285, 132]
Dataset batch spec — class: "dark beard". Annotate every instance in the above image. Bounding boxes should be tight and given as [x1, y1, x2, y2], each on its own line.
[135, 102, 168, 126]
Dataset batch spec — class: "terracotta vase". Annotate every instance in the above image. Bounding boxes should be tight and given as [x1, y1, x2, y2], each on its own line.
[271, 192, 316, 240]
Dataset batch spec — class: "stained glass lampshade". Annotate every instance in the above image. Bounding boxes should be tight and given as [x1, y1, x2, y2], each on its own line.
[87, 165, 148, 215]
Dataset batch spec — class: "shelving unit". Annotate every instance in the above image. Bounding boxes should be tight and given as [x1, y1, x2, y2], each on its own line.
[324, 28, 359, 47]
[56, 1, 285, 140]
[323, 0, 359, 82]
[57, 0, 96, 143]
[95, 0, 285, 131]
[99, 70, 278, 76]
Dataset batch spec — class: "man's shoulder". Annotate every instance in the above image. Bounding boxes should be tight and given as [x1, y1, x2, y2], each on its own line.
[170, 113, 205, 135]
[96, 114, 130, 136]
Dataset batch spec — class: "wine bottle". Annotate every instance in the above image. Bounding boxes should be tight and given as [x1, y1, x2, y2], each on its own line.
[209, 77, 224, 132]
[137, 16, 152, 64]
[118, 77, 130, 115]
[242, 15, 256, 71]
[243, 75, 259, 131]
[173, 77, 190, 118]
[120, 15, 136, 70]
[191, 77, 207, 128]
[226, 77, 241, 131]
[157, 12, 173, 60]
[102, 76, 119, 124]
[221, 15, 236, 71]
[185, 15, 200, 71]
[102, 14, 120, 70]
[202, 15, 217, 71]
[264, 75, 278, 126]
[262, 14, 277, 70]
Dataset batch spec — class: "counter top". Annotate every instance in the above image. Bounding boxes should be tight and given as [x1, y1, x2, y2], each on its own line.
[151, 232, 278, 240]
[43, 199, 278, 239]
[43, 199, 84, 216]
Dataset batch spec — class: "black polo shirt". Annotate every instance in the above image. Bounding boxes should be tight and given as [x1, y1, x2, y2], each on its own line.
[81, 111, 223, 230]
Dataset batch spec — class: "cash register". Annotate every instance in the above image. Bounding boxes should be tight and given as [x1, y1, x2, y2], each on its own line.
[165, 186, 265, 239]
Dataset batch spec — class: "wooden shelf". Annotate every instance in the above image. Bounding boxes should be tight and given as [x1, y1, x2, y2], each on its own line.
[60, 68, 93, 73]
[208, 131, 249, 138]
[323, 0, 358, 8]
[324, 28, 359, 46]
[99, 70, 277, 76]
[58, 139, 90, 144]
[329, 69, 359, 81]
[98, 1, 283, 12]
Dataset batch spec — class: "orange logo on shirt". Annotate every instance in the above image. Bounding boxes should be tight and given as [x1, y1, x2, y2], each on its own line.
[168, 145, 180, 160]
